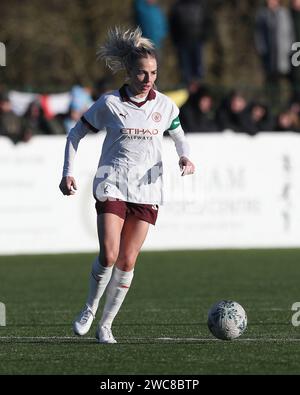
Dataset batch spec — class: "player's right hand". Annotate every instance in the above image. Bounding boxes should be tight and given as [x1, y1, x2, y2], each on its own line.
[59, 176, 77, 196]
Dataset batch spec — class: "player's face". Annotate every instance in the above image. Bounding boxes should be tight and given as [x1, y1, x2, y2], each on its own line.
[128, 56, 157, 97]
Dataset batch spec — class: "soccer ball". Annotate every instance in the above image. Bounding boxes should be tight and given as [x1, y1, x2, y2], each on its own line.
[207, 300, 247, 340]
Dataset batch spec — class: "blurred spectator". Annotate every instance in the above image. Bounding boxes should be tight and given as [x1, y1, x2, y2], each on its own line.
[0, 91, 23, 144]
[22, 100, 63, 141]
[134, 0, 168, 51]
[169, 0, 213, 86]
[254, 0, 294, 104]
[290, 100, 300, 129]
[64, 85, 93, 133]
[216, 90, 255, 134]
[70, 85, 93, 112]
[179, 85, 220, 132]
[91, 77, 114, 101]
[248, 101, 275, 133]
[290, 0, 300, 101]
[275, 107, 299, 131]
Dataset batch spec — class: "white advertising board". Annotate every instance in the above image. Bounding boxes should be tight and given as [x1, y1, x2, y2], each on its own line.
[0, 132, 300, 254]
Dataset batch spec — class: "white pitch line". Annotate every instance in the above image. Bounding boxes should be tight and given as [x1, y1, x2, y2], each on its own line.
[0, 336, 300, 342]
[158, 337, 300, 342]
[0, 336, 94, 341]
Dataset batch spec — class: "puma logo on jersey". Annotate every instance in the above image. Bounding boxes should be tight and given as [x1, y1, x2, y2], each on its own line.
[119, 112, 128, 119]
[151, 205, 158, 210]
[104, 185, 109, 194]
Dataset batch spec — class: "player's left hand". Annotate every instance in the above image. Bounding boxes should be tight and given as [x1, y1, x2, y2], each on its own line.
[179, 156, 195, 176]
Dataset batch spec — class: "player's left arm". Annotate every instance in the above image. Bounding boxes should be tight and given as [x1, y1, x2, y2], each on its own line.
[168, 116, 195, 176]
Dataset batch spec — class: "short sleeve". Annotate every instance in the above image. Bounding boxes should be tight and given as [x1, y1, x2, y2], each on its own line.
[82, 95, 108, 132]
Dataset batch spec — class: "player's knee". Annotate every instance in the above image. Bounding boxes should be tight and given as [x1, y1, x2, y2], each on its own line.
[117, 252, 137, 271]
[100, 250, 118, 267]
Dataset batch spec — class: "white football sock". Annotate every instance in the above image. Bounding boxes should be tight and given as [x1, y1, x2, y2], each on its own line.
[86, 258, 113, 315]
[99, 267, 134, 329]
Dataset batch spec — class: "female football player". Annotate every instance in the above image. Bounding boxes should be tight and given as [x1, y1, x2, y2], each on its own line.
[59, 26, 195, 343]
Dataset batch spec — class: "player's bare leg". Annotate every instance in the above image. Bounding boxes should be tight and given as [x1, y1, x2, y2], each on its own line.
[96, 216, 149, 343]
[73, 213, 124, 336]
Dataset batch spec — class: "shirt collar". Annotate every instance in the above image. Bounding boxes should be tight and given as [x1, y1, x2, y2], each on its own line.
[119, 84, 156, 107]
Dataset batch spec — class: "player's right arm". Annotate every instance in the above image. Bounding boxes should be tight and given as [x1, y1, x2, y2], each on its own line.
[59, 95, 107, 196]
[59, 120, 90, 196]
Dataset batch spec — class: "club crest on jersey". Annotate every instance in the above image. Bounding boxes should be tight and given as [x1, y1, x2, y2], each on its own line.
[152, 112, 162, 122]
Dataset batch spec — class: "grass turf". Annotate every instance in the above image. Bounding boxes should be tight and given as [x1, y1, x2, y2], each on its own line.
[0, 249, 300, 375]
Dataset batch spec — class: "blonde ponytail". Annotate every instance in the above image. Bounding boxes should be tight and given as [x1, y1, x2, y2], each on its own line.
[97, 26, 156, 73]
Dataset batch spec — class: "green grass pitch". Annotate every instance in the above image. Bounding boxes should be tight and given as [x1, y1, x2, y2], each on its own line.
[0, 249, 300, 375]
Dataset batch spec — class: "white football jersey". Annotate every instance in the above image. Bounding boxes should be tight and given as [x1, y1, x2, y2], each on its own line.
[82, 85, 181, 205]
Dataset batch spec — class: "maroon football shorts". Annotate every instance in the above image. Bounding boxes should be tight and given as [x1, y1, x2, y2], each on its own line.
[95, 199, 159, 225]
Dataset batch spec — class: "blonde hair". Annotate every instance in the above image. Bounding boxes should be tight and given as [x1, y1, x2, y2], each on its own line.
[97, 26, 156, 73]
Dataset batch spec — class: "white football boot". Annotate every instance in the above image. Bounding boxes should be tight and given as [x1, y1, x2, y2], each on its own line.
[73, 305, 95, 336]
[96, 325, 117, 344]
